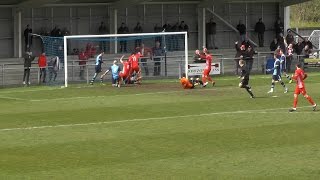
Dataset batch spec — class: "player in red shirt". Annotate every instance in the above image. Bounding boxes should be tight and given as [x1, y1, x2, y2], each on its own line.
[289, 63, 317, 112]
[202, 48, 216, 87]
[119, 55, 129, 87]
[128, 51, 142, 84]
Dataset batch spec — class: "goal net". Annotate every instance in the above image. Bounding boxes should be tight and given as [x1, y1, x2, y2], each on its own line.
[308, 30, 320, 50]
[35, 32, 189, 87]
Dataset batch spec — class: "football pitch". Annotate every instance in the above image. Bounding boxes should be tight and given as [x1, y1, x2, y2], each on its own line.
[0, 73, 320, 179]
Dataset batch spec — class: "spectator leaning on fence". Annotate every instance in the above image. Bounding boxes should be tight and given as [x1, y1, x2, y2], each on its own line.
[23, 51, 35, 86]
[38, 53, 47, 83]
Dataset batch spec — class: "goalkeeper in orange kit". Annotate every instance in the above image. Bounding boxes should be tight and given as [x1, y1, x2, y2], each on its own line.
[180, 73, 203, 89]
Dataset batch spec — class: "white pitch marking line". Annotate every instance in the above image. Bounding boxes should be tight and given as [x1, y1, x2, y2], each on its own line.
[0, 106, 315, 132]
[0, 96, 29, 101]
[29, 88, 222, 102]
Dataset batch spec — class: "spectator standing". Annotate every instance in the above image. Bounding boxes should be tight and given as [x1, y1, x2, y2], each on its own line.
[24, 24, 32, 51]
[274, 18, 284, 38]
[154, 24, 163, 45]
[236, 20, 246, 43]
[137, 43, 152, 76]
[51, 26, 61, 37]
[287, 44, 294, 73]
[23, 51, 35, 86]
[178, 21, 189, 50]
[98, 22, 108, 52]
[152, 41, 165, 76]
[118, 23, 129, 53]
[171, 22, 179, 50]
[206, 18, 217, 49]
[134, 22, 143, 48]
[162, 21, 172, 50]
[38, 53, 47, 83]
[78, 49, 88, 80]
[254, 18, 265, 47]
[48, 56, 60, 83]
[286, 30, 295, 46]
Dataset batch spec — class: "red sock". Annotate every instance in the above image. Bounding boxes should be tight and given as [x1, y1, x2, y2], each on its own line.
[306, 96, 315, 106]
[207, 76, 213, 83]
[293, 96, 298, 108]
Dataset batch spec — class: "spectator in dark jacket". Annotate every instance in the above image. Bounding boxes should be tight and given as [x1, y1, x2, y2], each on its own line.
[206, 18, 217, 49]
[163, 21, 172, 50]
[274, 18, 284, 38]
[270, 38, 278, 51]
[154, 24, 163, 45]
[24, 25, 32, 51]
[255, 18, 265, 47]
[118, 23, 129, 52]
[194, 49, 206, 63]
[286, 30, 295, 46]
[237, 20, 246, 43]
[171, 22, 179, 50]
[134, 22, 143, 48]
[98, 22, 108, 52]
[178, 21, 189, 50]
[152, 41, 165, 76]
[23, 51, 35, 85]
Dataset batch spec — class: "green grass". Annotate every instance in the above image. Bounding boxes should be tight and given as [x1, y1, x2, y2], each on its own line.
[290, 21, 320, 28]
[1, 73, 320, 179]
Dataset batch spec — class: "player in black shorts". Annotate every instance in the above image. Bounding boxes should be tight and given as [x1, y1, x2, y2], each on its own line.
[238, 59, 255, 98]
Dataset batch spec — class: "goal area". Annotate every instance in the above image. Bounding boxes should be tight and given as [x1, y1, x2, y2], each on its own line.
[33, 31, 189, 87]
[59, 32, 189, 87]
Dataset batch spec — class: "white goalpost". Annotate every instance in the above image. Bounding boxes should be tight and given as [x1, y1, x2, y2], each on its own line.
[63, 31, 189, 87]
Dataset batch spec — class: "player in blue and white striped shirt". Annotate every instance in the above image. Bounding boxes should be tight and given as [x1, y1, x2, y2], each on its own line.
[90, 51, 104, 85]
[267, 52, 288, 93]
[279, 49, 292, 83]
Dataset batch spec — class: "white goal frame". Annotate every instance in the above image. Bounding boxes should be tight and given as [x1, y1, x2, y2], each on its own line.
[63, 31, 188, 87]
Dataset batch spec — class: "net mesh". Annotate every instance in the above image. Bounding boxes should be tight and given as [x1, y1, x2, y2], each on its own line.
[36, 33, 187, 87]
[308, 30, 320, 49]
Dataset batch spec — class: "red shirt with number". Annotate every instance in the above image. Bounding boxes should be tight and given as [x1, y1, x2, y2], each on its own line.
[129, 53, 141, 73]
[120, 61, 130, 78]
[203, 54, 212, 76]
[292, 68, 307, 95]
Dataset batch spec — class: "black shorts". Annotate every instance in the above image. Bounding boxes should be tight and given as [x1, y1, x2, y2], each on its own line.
[112, 76, 119, 84]
[95, 65, 102, 73]
[240, 79, 249, 86]
[272, 75, 281, 81]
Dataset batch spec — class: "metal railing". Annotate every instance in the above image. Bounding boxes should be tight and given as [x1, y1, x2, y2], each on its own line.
[1, 51, 319, 87]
